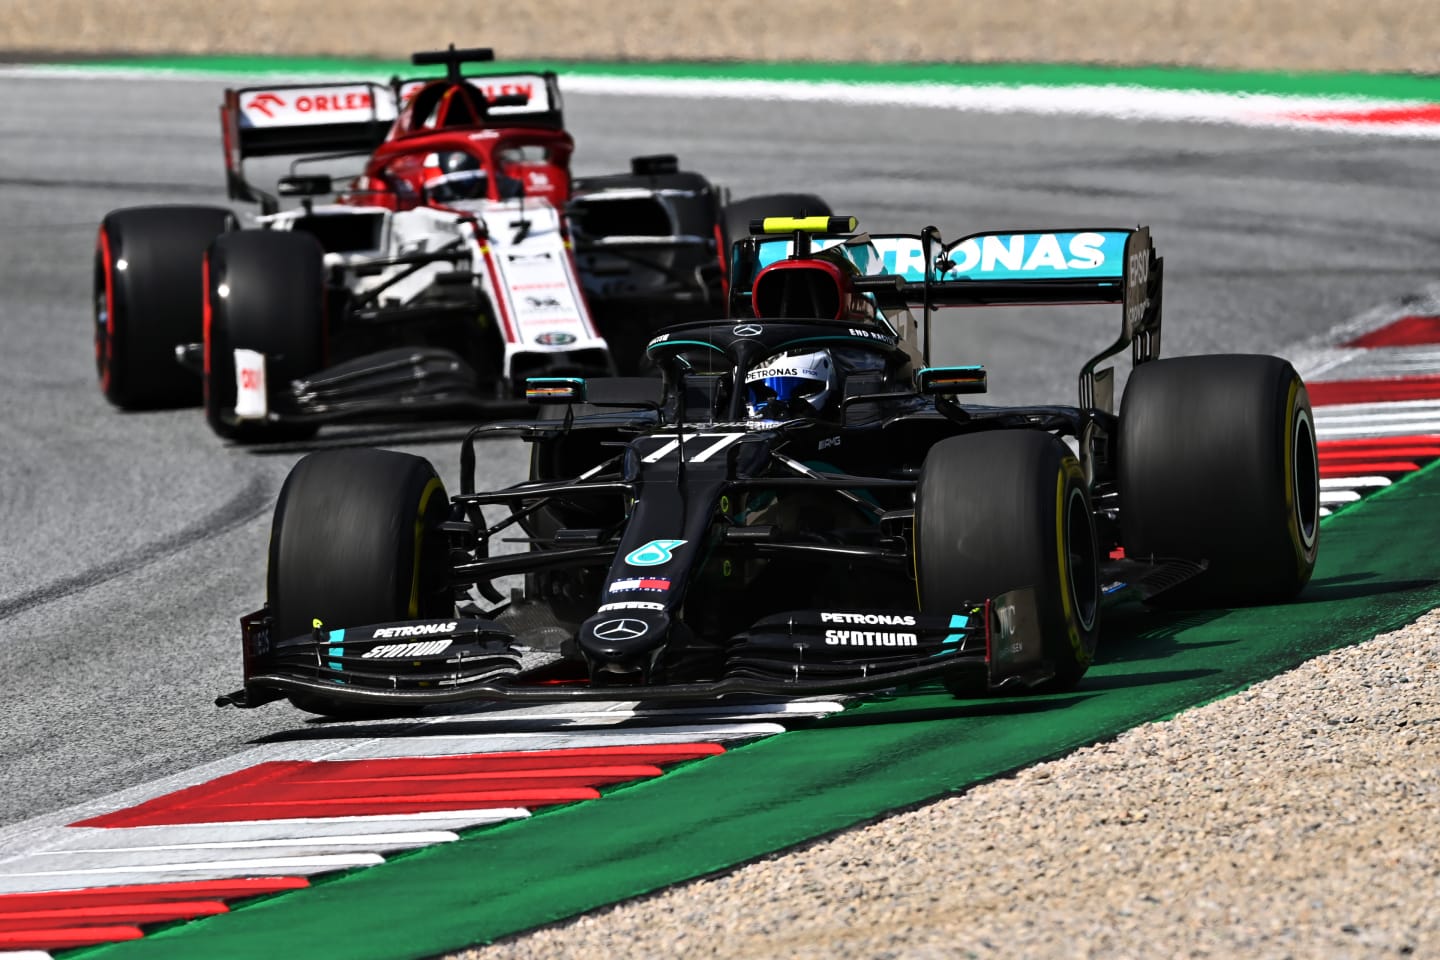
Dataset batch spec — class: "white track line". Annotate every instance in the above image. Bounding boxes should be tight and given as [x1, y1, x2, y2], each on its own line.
[1347, 351, 1440, 368]
[1320, 477, 1392, 489]
[1314, 399, 1440, 417]
[36, 812, 525, 848]
[0, 64, 1435, 137]
[15, 839, 451, 870]
[37, 831, 459, 855]
[1312, 421, 1440, 438]
[322, 723, 789, 760]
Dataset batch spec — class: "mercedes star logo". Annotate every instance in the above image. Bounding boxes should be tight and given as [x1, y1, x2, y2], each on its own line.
[592, 618, 648, 641]
[732, 323, 763, 338]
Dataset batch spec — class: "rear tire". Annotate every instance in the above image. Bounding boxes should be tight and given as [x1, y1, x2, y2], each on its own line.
[1119, 354, 1319, 605]
[268, 449, 452, 716]
[204, 230, 325, 442]
[95, 205, 235, 409]
[723, 193, 832, 249]
[915, 431, 1100, 695]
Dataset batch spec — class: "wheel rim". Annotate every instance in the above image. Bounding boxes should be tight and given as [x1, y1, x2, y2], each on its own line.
[1065, 485, 1099, 633]
[1292, 406, 1320, 551]
[93, 246, 113, 388]
[93, 277, 109, 379]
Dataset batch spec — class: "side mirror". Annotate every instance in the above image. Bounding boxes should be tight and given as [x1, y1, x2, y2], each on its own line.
[525, 377, 586, 403]
[631, 154, 679, 176]
[915, 365, 988, 396]
[277, 175, 333, 197]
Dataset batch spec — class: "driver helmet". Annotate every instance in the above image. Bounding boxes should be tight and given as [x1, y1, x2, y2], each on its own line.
[745, 348, 837, 420]
[427, 151, 487, 202]
[439, 151, 478, 175]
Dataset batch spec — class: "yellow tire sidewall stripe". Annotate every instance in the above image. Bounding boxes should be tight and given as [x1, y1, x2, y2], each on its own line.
[1055, 455, 1092, 663]
[409, 476, 445, 618]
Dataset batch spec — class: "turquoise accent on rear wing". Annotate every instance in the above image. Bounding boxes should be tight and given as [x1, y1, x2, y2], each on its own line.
[935, 230, 1129, 281]
[911, 227, 1154, 327]
[848, 230, 1130, 282]
[743, 230, 1130, 282]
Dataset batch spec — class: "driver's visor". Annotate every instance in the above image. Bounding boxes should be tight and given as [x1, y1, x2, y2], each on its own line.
[748, 376, 824, 406]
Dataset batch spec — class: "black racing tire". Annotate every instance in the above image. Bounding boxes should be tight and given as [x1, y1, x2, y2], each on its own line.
[268, 448, 453, 716]
[1119, 354, 1320, 606]
[723, 193, 833, 249]
[94, 205, 236, 409]
[916, 431, 1101, 695]
[203, 230, 325, 443]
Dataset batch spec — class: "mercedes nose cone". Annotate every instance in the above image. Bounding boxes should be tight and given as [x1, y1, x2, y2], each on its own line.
[578, 610, 670, 668]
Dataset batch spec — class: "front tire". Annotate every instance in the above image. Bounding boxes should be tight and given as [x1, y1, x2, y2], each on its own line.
[95, 205, 235, 409]
[204, 230, 325, 442]
[915, 431, 1100, 694]
[268, 449, 453, 717]
[1119, 354, 1319, 605]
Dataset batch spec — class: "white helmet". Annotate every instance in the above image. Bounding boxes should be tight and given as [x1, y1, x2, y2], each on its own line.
[745, 349, 836, 420]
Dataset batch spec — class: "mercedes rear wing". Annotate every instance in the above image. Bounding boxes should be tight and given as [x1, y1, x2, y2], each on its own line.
[735, 223, 1161, 412]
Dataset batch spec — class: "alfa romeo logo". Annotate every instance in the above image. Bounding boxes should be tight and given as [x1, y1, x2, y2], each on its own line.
[592, 618, 647, 641]
[732, 324, 763, 338]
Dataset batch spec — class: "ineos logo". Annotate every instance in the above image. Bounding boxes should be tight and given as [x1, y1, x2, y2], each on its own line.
[592, 618, 647, 641]
[732, 324, 763, 337]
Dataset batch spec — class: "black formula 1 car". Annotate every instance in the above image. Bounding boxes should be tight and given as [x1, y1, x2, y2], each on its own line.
[218, 217, 1321, 716]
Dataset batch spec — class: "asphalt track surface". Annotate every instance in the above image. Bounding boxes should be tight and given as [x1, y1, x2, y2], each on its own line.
[2, 73, 1439, 828]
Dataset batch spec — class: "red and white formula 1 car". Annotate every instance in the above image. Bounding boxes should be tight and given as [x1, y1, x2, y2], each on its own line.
[93, 45, 829, 441]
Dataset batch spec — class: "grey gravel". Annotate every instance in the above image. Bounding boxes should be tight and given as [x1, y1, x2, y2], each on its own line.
[461, 610, 1440, 959]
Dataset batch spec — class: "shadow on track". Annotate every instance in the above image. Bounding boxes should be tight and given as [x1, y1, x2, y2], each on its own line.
[1288, 574, 1437, 603]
